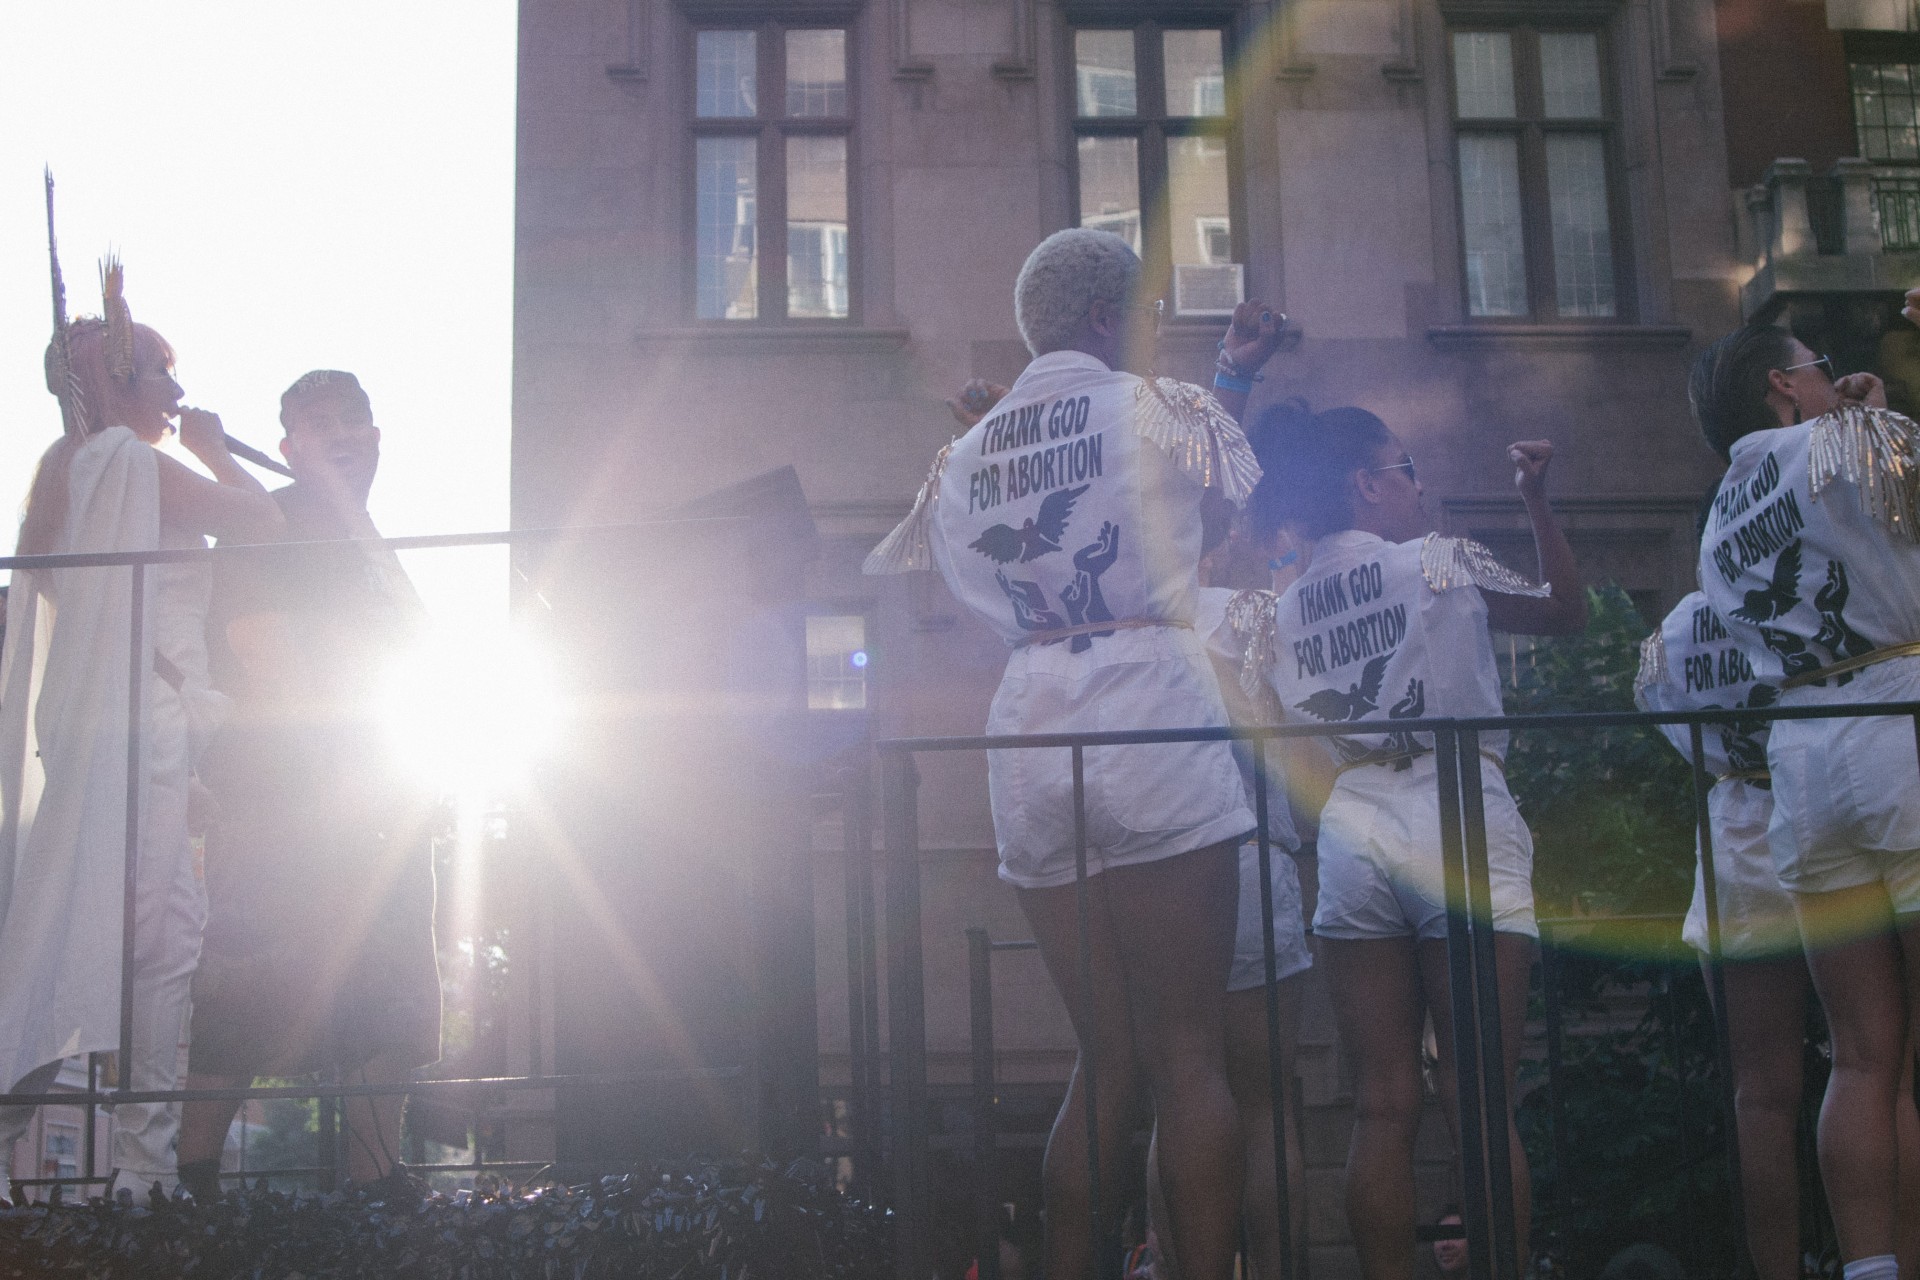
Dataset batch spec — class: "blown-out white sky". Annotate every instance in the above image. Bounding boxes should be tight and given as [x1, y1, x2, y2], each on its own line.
[0, 2, 517, 625]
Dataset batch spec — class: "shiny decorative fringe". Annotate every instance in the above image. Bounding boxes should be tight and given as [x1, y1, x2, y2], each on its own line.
[1225, 588, 1283, 721]
[1808, 404, 1920, 543]
[863, 440, 955, 574]
[1633, 627, 1668, 704]
[1136, 377, 1262, 506]
[99, 254, 134, 380]
[1419, 534, 1551, 598]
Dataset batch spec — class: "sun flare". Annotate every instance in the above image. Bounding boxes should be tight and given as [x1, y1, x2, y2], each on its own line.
[376, 625, 561, 800]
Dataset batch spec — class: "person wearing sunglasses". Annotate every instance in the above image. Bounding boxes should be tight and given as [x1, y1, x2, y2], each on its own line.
[1235, 402, 1585, 1280]
[1690, 317, 1920, 1280]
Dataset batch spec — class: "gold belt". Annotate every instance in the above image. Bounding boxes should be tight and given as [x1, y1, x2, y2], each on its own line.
[1332, 747, 1505, 779]
[1715, 769, 1771, 784]
[1013, 617, 1190, 648]
[1778, 640, 1920, 691]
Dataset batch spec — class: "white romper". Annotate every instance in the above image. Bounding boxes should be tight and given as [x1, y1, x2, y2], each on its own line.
[1266, 530, 1546, 941]
[1635, 592, 1796, 959]
[1696, 408, 1920, 902]
[867, 352, 1260, 889]
[1197, 586, 1312, 990]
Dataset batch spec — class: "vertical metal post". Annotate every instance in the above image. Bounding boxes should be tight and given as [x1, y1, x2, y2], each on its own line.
[1252, 739, 1298, 1280]
[1436, 728, 1497, 1280]
[119, 564, 145, 1087]
[969, 928, 1002, 1280]
[1456, 729, 1520, 1280]
[1538, 936, 1572, 1244]
[843, 751, 876, 1199]
[883, 750, 930, 1280]
[83, 1054, 98, 1182]
[1070, 745, 1112, 1280]
[1689, 722, 1749, 1277]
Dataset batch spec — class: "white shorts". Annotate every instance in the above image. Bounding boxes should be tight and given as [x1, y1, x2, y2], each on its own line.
[1311, 754, 1537, 941]
[1228, 840, 1313, 992]
[987, 626, 1256, 890]
[1682, 780, 1800, 960]
[1766, 655, 1920, 905]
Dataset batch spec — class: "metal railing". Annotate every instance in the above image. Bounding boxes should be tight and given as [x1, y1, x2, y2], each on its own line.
[0, 520, 748, 1194]
[875, 701, 1920, 1280]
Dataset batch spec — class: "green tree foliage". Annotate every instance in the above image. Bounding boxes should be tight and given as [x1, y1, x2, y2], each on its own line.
[1503, 585, 1696, 920]
[1500, 587, 1747, 1277]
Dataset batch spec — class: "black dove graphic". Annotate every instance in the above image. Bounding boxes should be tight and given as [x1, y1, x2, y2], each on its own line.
[1731, 540, 1801, 624]
[969, 484, 1090, 564]
[1296, 654, 1392, 723]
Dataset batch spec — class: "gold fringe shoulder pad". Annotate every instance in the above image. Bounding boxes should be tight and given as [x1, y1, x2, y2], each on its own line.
[1633, 627, 1668, 706]
[1419, 534, 1551, 598]
[863, 441, 955, 575]
[1134, 377, 1262, 506]
[1223, 588, 1282, 718]
[1808, 404, 1920, 542]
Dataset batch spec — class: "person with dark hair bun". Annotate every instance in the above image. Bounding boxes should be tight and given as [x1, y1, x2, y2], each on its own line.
[1235, 402, 1586, 1280]
[1691, 303, 1920, 1280]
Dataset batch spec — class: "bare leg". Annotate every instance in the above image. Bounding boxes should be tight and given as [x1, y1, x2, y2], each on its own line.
[1418, 933, 1534, 1280]
[1708, 955, 1811, 1280]
[1796, 883, 1909, 1262]
[1019, 872, 1148, 1280]
[176, 1073, 248, 1169]
[1020, 842, 1242, 1280]
[1226, 978, 1305, 1280]
[1896, 1042, 1920, 1280]
[341, 1050, 415, 1183]
[1324, 937, 1425, 1280]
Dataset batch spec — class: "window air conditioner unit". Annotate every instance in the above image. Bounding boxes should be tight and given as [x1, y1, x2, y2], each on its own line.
[1173, 262, 1244, 317]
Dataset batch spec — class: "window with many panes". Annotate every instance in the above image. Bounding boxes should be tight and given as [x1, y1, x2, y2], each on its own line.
[692, 23, 852, 322]
[1070, 22, 1243, 317]
[1448, 26, 1625, 321]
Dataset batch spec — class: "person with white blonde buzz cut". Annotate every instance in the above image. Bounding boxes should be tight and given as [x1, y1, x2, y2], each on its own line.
[867, 226, 1286, 1280]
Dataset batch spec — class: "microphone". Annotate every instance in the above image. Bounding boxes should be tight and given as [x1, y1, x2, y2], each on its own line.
[224, 433, 294, 478]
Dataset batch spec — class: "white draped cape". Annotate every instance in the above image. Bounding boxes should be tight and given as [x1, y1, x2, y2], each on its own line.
[0, 427, 159, 1092]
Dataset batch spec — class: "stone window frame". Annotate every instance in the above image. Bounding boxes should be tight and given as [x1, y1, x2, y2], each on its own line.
[1059, 5, 1251, 322]
[684, 10, 861, 325]
[1440, 4, 1637, 325]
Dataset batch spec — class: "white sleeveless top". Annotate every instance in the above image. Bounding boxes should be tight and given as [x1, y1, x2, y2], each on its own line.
[1634, 591, 1774, 778]
[865, 351, 1260, 664]
[1697, 407, 1920, 691]
[1265, 530, 1546, 766]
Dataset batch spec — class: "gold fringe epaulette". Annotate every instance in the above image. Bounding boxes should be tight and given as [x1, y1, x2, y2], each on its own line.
[1808, 404, 1920, 543]
[1224, 588, 1283, 721]
[863, 441, 955, 574]
[1135, 377, 1262, 506]
[1419, 534, 1551, 598]
[1633, 627, 1668, 705]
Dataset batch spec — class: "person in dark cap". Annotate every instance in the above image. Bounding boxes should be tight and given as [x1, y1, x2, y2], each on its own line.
[175, 370, 440, 1197]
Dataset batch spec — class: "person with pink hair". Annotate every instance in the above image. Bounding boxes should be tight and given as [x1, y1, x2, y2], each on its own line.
[0, 269, 283, 1200]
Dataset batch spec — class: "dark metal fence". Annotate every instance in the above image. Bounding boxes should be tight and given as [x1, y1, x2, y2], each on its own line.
[875, 702, 1920, 1280]
[0, 522, 746, 1193]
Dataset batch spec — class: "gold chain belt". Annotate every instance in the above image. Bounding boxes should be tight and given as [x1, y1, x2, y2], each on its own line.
[1013, 617, 1190, 648]
[1779, 640, 1920, 691]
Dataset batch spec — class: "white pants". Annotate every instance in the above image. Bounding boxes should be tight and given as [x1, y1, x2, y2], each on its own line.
[1227, 840, 1312, 992]
[0, 687, 205, 1193]
[1312, 754, 1537, 941]
[1683, 781, 1798, 960]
